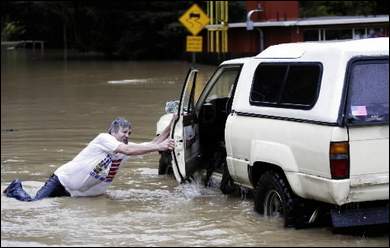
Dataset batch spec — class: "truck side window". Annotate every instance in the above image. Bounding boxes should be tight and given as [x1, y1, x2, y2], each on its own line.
[250, 63, 322, 109]
[250, 65, 287, 103]
[281, 65, 321, 106]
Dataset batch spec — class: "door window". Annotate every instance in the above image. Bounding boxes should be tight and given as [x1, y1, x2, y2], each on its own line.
[197, 65, 242, 108]
[181, 69, 198, 115]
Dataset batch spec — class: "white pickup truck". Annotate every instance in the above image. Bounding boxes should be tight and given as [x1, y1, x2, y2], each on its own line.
[157, 37, 389, 228]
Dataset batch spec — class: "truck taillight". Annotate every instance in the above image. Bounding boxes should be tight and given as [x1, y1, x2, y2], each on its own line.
[329, 141, 350, 179]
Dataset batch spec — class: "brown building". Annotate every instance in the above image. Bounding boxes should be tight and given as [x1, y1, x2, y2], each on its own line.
[206, 1, 389, 58]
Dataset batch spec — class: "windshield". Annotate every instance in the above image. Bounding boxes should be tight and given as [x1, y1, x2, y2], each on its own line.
[345, 58, 389, 125]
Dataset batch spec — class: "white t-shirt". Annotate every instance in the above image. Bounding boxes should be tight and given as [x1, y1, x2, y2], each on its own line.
[55, 133, 128, 197]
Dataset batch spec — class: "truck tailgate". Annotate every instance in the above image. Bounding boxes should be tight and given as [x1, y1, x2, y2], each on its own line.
[348, 125, 389, 177]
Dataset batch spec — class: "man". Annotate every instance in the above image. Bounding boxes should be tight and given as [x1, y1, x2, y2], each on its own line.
[3, 117, 175, 201]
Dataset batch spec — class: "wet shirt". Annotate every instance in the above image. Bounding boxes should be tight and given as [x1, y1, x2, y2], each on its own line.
[54, 133, 128, 197]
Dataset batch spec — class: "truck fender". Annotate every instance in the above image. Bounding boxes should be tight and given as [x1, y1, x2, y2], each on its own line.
[250, 140, 303, 194]
[250, 140, 299, 172]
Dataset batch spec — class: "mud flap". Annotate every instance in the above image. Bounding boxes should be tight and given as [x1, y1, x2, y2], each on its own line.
[331, 206, 389, 228]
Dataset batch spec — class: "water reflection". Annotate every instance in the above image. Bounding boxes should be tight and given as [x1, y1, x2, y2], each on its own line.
[1, 49, 388, 247]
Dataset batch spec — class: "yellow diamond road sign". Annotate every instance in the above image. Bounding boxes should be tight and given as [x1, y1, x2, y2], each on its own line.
[179, 4, 210, 36]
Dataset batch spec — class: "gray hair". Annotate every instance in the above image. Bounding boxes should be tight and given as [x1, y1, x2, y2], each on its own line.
[108, 117, 131, 134]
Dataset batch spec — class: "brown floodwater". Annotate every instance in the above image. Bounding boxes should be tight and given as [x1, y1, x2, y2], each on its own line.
[1, 49, 388, 247]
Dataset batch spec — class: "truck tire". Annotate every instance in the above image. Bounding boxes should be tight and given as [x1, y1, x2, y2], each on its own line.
[158, 151, 173, 175]
[254, 171, 297, 227]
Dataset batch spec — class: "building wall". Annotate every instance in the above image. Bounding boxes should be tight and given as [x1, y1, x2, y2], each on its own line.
[227, 22, 388, 56]
[264, 27, 302, 48]
[213, 1, 388, 59]
[228, 27, 302, 54]
[237, 0, 301, 54]
[246, 1, 299, 21]
[229, 28, 259, 54]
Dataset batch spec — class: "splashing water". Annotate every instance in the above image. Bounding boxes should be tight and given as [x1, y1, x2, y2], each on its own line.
[174, 174, 205, 200]
[240, 187, 251, 200]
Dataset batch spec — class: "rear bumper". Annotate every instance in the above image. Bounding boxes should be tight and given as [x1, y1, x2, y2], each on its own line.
[331, 201, 389, 227]
[349, 174, 389, 202]
[288, 172, 389, 205]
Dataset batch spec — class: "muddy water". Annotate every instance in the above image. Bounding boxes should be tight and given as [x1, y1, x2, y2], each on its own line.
[1, 49, 388, 247]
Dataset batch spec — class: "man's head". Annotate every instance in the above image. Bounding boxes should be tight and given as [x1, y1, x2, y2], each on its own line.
[108, 117, 132, 144]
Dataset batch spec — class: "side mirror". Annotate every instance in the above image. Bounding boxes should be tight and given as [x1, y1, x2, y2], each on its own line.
[165, 100, 179, 114]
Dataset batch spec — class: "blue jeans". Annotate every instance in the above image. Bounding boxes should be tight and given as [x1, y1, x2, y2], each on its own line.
[3, 174, 70, 201]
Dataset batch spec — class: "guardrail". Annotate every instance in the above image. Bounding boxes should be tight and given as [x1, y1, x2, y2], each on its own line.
[1, 40, 45, 52]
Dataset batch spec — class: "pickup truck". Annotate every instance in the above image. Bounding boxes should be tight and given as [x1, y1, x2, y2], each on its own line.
[157, 37, 389, 228]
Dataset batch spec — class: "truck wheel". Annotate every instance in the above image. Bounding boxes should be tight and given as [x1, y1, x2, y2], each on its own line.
[158, 151, 173, 175]
[254, 171, 297, 227]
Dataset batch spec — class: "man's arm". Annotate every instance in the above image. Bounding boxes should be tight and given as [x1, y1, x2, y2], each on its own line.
[152, 114, 177, 144]
[115, 138, 174, 156]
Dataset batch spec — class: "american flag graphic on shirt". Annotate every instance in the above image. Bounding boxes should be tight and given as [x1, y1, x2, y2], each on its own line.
[105, 159, 122, 182]
[89, 154, 122, 183]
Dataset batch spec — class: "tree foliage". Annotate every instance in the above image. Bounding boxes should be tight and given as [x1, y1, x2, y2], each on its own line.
[300, 1, 389, 17]
[1, 1, 198, 59]
[1, 20, 25, 41]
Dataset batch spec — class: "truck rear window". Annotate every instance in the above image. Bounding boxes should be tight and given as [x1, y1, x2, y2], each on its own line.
[345, 58, 389, 125]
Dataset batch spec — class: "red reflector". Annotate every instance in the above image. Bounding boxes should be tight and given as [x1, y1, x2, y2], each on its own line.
[330, 159, 349, 179]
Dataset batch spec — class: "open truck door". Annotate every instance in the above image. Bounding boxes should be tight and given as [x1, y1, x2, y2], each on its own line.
[171, 68, 201, 183]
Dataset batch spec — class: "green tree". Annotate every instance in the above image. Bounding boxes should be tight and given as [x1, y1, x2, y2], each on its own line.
[1, 20, 25, 41]
[300, 1, 388, 17]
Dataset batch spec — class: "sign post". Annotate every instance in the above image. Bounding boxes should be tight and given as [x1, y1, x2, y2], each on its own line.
[179, 4, 209, 63]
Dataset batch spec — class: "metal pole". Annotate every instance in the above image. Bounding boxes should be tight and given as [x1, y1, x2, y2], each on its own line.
[192, 52, 196, 64]
[211, 1, 214, 52]
[207, 1, 210, 52]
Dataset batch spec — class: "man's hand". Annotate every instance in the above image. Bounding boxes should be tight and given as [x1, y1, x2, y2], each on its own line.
[158, 138, 175, 151]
